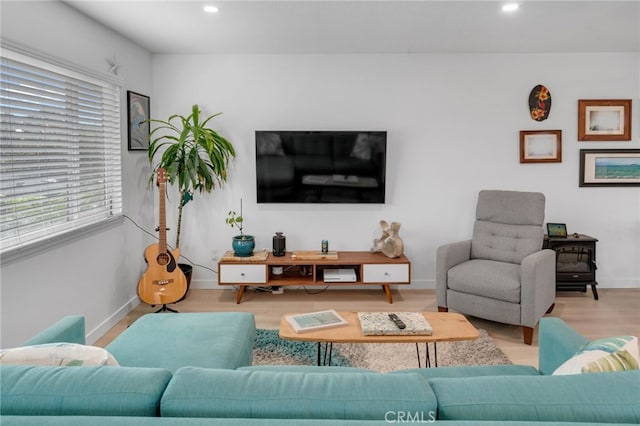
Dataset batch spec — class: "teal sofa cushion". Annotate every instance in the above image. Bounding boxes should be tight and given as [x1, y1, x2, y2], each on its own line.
[106, 312, 256, 372]
[390, 364, 540, 379]
[0, 365, 171, 417]
[161, 367, 436, 421]
[430, 370, 640, 423]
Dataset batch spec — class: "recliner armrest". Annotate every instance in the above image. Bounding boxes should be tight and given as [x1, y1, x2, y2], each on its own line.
[436, 240, 472, 308]
[520, 249, 556, 329]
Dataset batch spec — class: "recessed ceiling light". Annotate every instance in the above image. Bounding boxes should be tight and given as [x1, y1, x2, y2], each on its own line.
[203, 5, 219, 14]
[502, 3, 520, 13]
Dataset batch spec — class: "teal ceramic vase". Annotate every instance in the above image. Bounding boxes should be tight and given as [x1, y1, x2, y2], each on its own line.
[232, 235, 255, 257]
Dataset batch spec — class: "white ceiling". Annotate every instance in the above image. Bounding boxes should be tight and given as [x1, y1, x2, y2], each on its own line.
[64, 0, 640, 54]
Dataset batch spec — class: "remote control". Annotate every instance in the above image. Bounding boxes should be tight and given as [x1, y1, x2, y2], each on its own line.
[388, 313, 406, 329]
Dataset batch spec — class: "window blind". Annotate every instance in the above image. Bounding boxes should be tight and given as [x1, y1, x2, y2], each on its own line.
[0, 50, 122, 254]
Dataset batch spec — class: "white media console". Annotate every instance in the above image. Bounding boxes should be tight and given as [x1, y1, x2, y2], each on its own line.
[218, 251, 411, 304]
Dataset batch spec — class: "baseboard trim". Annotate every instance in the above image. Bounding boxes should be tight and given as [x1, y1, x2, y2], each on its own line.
[85, 296, 139, 345]
[597, 279, 640, 289]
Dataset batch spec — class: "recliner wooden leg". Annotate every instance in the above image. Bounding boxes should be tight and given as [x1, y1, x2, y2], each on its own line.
[546, 303, 555, 314]
[523, 326, 534, 345]
[438, 306, 448, 312]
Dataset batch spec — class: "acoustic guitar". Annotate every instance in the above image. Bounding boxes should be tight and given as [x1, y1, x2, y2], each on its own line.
[137, 168, 188, 306]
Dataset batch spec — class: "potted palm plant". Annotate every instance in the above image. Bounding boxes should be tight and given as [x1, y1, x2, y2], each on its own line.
[148, 104, 236, 289]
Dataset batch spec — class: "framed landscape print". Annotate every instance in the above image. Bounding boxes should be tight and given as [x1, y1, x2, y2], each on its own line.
[519, 130, 562, 163]
[127, 91, 150, 151]
[578, 99, 631, 141]
[579, 149, 640, 187]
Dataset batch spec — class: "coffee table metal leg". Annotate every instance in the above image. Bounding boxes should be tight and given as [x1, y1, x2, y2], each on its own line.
[434, 342, 438, 367]
[317, 342, 333, 366]
[416, 343, 433, 368]
[425, 343, 431, 368]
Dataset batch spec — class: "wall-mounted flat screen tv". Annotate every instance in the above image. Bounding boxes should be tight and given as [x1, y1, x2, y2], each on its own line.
[256, 131, 387, 203]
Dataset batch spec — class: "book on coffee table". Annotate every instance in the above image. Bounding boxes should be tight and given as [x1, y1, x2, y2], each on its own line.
[358, 312, 433, 336]
[285, 310, 349, 333]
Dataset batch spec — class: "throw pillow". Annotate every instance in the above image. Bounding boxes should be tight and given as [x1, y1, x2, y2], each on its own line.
[553, 335, 639, 375]
[0, 343, 119, 366]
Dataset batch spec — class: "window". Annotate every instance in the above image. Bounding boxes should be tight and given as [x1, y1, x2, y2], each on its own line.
[0, 48, 122, 255]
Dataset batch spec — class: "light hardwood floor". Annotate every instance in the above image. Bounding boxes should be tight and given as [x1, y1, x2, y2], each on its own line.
[95, 287, 640, 368]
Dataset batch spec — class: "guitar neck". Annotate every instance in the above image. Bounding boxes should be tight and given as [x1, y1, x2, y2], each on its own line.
[158, 180, 167, 254]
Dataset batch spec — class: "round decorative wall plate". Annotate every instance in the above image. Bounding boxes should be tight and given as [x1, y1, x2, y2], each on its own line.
[529, 84, 551, 121]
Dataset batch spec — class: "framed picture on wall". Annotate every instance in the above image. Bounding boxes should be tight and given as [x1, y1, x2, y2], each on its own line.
[578, 99, 631, 141]
[519, 130, 562, 163]
[579, 149, 640, 187]
[127, 91, 150, 151]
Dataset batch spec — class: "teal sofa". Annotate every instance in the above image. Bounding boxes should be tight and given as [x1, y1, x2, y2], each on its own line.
[1, 314, 638, 425]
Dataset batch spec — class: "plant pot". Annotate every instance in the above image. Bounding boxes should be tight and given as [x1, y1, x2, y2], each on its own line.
[177, 263, 193, 302]
[232, 235, 255, 257]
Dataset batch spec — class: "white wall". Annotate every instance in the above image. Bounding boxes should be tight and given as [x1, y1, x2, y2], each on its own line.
[152, 53, 639, 291]
[1, 1, 638, 347]
[0, 1, 153, 347]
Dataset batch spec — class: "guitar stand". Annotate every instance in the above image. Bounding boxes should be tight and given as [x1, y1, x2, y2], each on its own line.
[152, 304, 178, 313]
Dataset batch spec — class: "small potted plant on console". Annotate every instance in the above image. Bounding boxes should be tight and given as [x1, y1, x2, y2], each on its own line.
[226, 199, 255, 257]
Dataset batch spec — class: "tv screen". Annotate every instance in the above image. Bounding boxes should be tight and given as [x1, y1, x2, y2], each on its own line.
[256, 131, 387, 203]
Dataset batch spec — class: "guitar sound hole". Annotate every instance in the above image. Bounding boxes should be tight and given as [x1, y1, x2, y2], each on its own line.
[157, 253, 170, 266]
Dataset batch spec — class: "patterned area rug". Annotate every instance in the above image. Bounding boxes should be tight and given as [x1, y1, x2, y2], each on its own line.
[253, 328, 511, 372]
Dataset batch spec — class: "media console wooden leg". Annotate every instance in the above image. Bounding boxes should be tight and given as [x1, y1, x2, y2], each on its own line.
[382, 285, 393, 303]
[236, 285, 246, 304]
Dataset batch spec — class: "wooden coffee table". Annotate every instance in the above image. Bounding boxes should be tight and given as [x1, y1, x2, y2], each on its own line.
[279, 311, 479, 367]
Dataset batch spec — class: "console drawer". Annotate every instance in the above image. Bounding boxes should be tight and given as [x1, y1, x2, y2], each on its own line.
[362, 264, 409, 283]
[219, 264, 266, 284]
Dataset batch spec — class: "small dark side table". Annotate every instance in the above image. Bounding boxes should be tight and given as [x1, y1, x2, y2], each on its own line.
[544, 234, 599, 300]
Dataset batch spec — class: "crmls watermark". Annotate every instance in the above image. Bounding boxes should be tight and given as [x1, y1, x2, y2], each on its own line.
[385, 411, 436, 423]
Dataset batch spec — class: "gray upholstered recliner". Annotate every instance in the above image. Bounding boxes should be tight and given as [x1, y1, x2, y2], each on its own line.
[436, 190, 556, 345]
